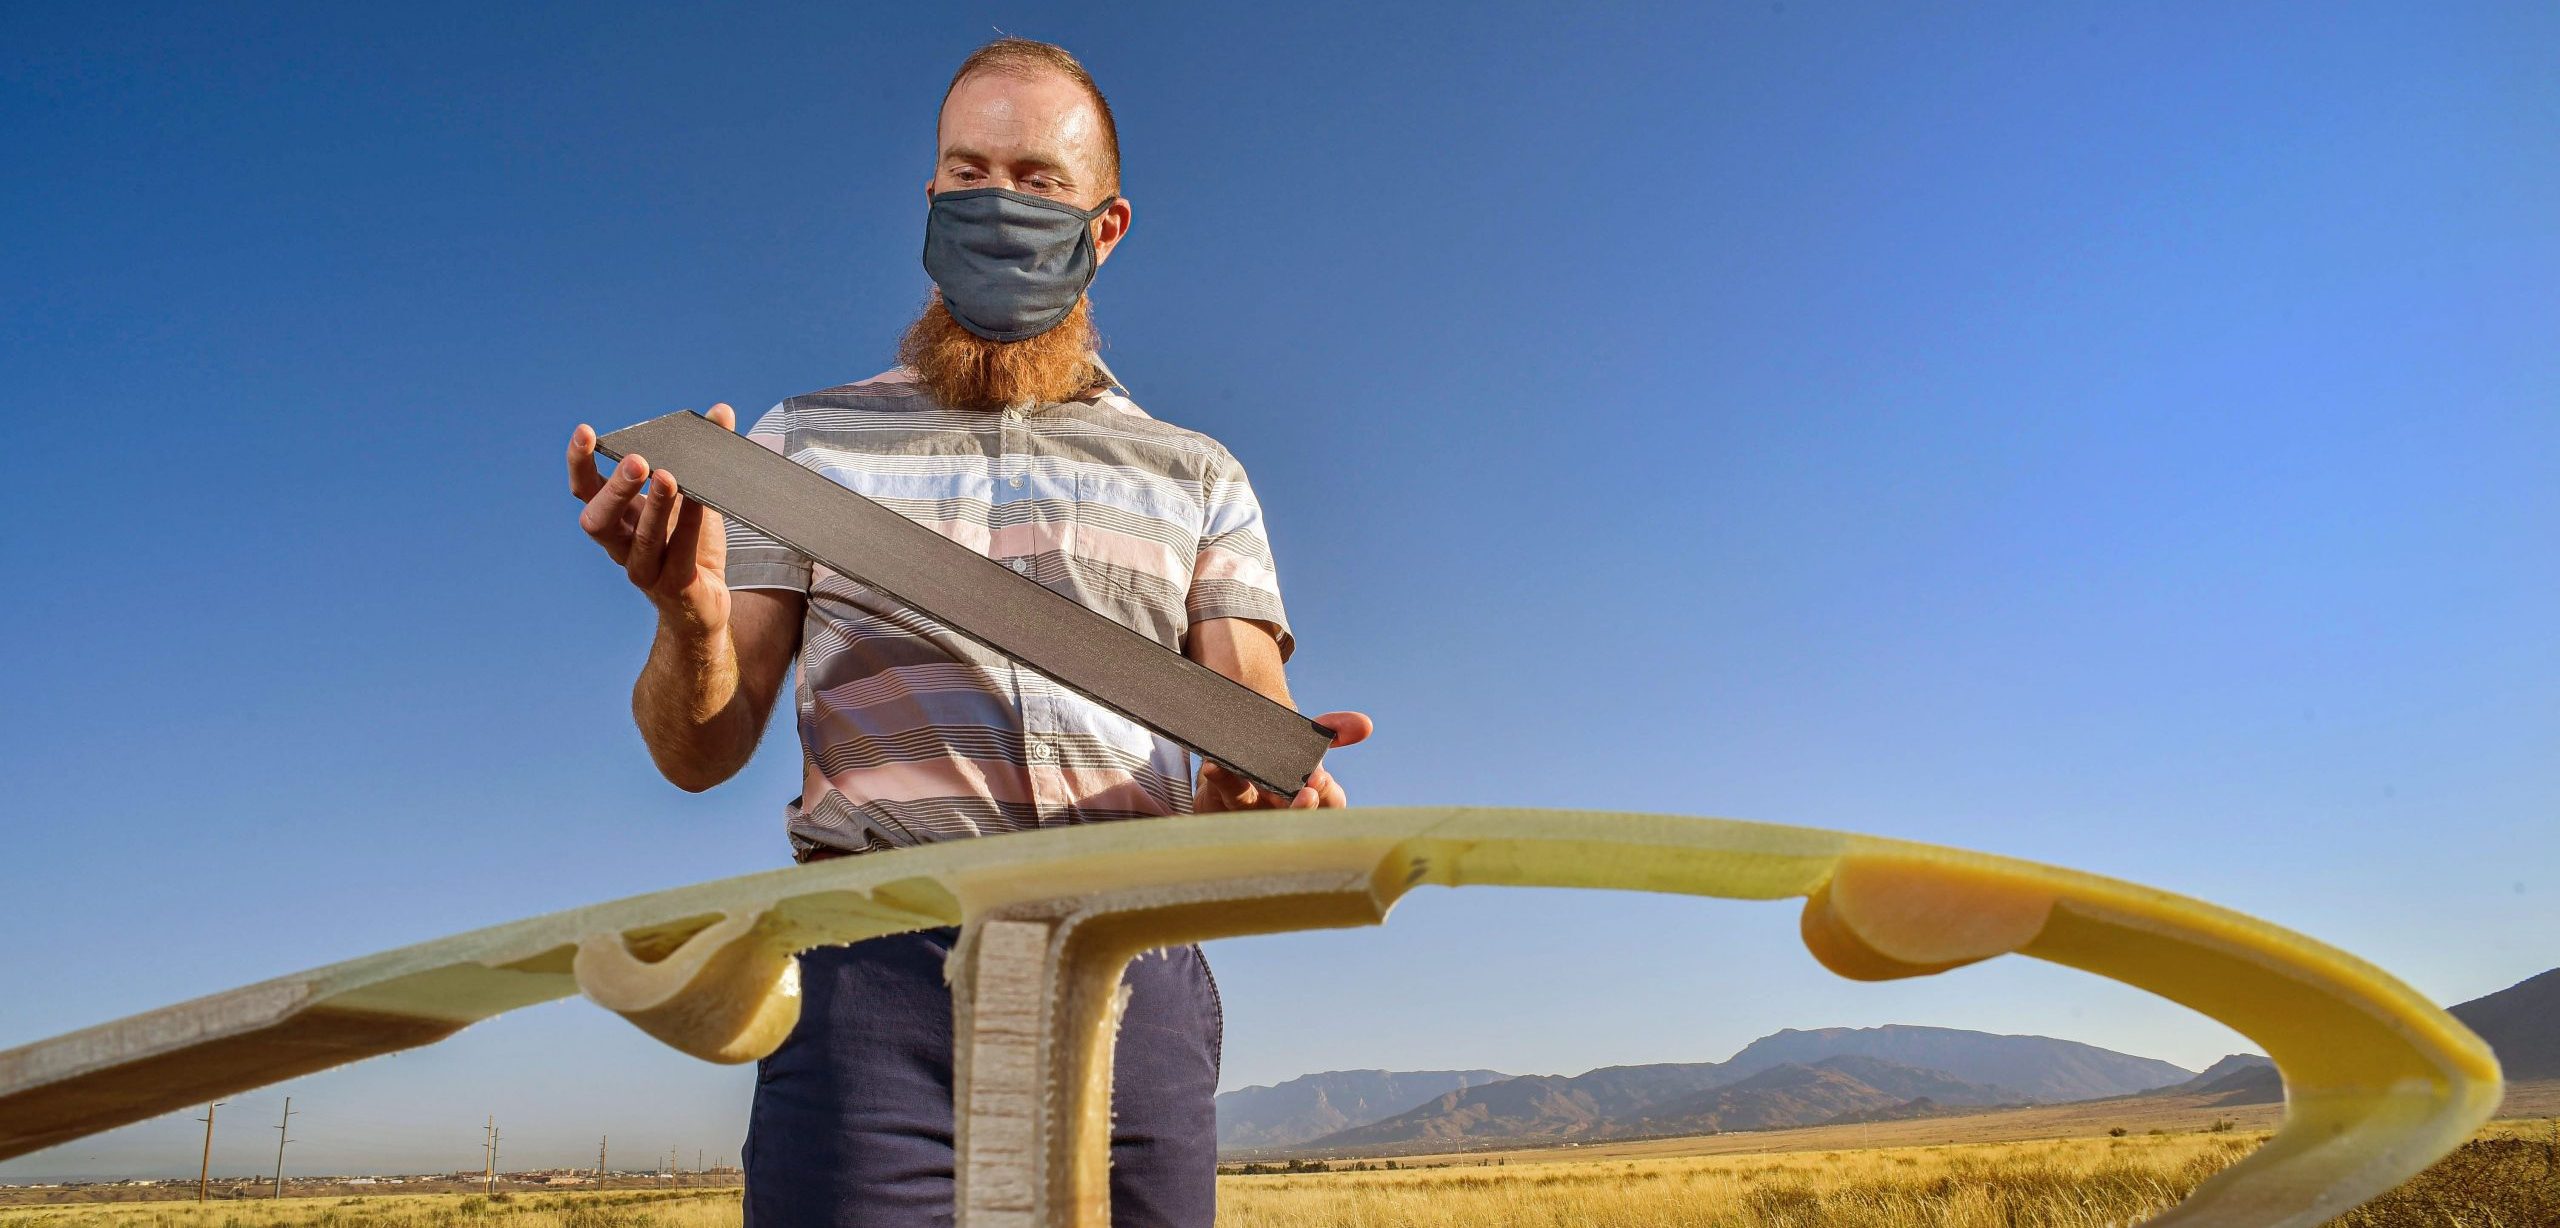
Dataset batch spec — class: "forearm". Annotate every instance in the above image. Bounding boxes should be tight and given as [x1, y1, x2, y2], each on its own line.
[1219, 647, 1292, 707]
[631, 613, 760, 792]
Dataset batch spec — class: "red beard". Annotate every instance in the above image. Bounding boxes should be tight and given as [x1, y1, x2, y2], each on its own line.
[896, 292, 1106, 410]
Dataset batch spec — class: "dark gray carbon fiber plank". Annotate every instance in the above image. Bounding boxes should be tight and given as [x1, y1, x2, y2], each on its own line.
[596, 410, 1332, 798]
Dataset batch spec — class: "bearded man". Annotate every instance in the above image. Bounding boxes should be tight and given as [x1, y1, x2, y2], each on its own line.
[563, 36, 1370, 1228]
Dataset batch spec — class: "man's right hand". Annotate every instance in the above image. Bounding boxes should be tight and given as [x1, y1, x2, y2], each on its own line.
[567, 403, 801, 793]
[568, 403, 739, 636]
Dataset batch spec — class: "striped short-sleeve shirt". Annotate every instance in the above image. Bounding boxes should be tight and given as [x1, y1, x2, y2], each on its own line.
[722, 367, 1295, 860]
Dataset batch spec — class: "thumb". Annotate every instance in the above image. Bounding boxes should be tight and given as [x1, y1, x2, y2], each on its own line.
[1311, 711, 1374, 749]
[697, 498, 727, 569]
[708, 402, 738, 431]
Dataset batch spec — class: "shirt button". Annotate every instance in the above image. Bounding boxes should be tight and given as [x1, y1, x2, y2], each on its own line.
[1008, 475, 1024, 488]
[1027, 741, 1055, 763]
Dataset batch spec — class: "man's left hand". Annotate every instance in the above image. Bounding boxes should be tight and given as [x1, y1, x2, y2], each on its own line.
[1194, 711, 1372, 813]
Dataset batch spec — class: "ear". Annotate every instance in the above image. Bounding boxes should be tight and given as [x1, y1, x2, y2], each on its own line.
[1092, 197, 1134, 267]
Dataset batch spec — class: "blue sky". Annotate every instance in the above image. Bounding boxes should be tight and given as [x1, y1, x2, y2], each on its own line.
[3, 1, 2553, 1181]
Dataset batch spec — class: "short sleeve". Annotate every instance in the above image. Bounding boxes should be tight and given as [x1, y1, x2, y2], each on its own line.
[1187, 447, 1295, 662]
[720, 402, 813, 594]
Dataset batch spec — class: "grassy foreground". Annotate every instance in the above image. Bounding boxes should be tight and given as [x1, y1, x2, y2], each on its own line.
[2, 1125, 2549, 1228]
[1221, 1127, 2559, 1227]
[0, 1191, 738, 1228]
[1223, 1134, 2257, 1227]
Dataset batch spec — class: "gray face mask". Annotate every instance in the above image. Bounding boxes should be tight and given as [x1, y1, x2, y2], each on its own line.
[921, 187, 1116, 342]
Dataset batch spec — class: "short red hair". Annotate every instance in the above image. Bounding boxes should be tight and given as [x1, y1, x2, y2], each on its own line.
[941, 37, 1121, 195]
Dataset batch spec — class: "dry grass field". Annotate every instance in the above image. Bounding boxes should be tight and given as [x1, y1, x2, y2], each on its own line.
[4, 1113, 2548, 1228]
[0, 1191, 739, 1228]
[1224, 1133, 2261, 1227]
[1221, 1122, 2559, 1227]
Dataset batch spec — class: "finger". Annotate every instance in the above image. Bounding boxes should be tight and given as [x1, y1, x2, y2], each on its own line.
[581, 452, 650, 561]
[1288, 784, 1318, 809]
[1310, 711, 1374, 749]
[657, 472, 704, 594]
[568, 424, 603, 501]
[707, 402, 738, 431]
[1311, 767, 1348, 808]
[625, 467, 676, 589]
[1302, 766, 1336, 800]
[1199, 761, 1233, 803]
[1203, 761, 1259, 809]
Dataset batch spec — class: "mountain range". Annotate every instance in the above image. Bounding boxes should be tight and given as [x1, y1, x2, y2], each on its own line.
[1288, 1026, 2184, 1151]
[2451, 967, 2560, 1080]
[1717, 1025, 2189, 1101]
[2144, 1052, 2281, 1104]
[1217, 966, 2555, 1154]
[1217, 1024, 2188, 1152]
[1213, 1070, 1512, 1150]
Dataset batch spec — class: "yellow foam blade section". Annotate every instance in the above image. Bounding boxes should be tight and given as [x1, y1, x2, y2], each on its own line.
[0, 807, 2499, 1228]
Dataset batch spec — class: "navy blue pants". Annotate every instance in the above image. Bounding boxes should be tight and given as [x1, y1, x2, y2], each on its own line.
[744, 927, 1223, 1228]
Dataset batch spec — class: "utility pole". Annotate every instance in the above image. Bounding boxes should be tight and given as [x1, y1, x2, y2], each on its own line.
[597, 1136, 608, 1181]
[482, 1117, 500, 1194]
[270, 1097, 295, 1200]
[195, 1102, 224, 1203]
[695, 1150, 702, 1177]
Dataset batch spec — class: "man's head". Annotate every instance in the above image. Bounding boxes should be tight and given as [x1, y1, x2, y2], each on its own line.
[900, 38, 1133, 410]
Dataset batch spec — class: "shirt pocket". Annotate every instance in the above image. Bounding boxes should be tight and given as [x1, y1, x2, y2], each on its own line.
[1068, 469, 1194, 650]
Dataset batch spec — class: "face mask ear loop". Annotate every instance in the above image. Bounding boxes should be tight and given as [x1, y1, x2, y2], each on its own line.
[1075, 193, 1116, 284]
[1079, 197, 1122, 395]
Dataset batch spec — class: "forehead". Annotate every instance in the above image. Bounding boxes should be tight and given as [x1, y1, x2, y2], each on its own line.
[937, 69, 1106, 174]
